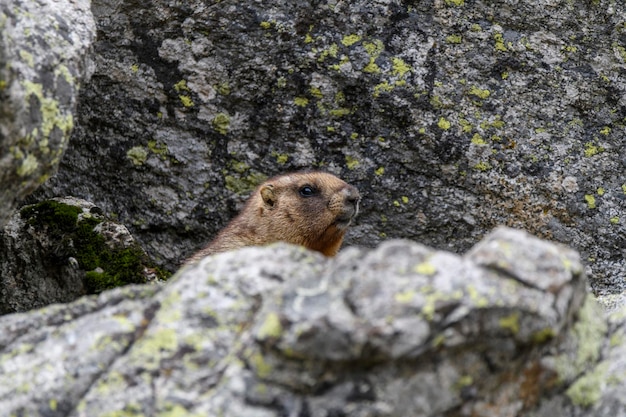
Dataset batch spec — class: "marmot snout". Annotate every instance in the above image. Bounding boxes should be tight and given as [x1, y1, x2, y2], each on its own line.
[185, 171, 360, 263]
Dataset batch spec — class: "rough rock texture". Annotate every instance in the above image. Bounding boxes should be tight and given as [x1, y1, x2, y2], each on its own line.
[0, 0, 95, 227]
[0, 197, 166, 315]
[0, 227, 623, 416]
[26, 0, 626, 294]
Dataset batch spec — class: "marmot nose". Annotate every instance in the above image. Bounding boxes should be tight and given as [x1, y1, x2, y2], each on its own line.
[343, 185, 360, 204]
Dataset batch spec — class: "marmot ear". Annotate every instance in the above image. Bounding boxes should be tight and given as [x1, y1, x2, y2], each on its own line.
[260, 184, 276, 207]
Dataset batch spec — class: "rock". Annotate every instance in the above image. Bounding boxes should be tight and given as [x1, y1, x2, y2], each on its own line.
[25, 0, 626, 295]
[0, 197, 168, 315]
[0, 0, 95, 227]
[0, 227, 623, 416]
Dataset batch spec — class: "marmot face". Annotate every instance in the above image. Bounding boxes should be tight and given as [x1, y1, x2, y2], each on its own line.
[258, 172, 361, 256]
[185, 171, 360, 263]
[257, 171, 360, 256]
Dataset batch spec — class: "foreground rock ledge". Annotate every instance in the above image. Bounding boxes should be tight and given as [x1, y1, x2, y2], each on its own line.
[0, 227, 622, 417]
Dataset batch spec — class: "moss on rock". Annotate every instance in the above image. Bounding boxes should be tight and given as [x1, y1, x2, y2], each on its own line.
[20, 200, 170, 294]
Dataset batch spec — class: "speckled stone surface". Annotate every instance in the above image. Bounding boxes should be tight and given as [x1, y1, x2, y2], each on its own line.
[25, 0, 626, 295]
[1, 227, 625, 416]
[0, 0, 95, 226]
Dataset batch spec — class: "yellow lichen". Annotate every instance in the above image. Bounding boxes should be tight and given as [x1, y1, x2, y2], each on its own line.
[345, 155, 360, 170]
[469, 86, 490, 99]
[414, 262, 437, 276]
[212, 113, 230, 135]
[256, 312, 283, 340]
[294, 97, 309, 107]
[391, 57, 411, 77]
[584, 194, 596, 209]
[445, 34, 462, 44]
[341, 34, 361, 47]
[438, 117, 451, 130]
[499, 312, 520, 334]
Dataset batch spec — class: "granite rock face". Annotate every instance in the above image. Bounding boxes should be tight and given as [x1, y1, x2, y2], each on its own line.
[0, 227, 622, 416]
[0, 0, 95, 227]
[26, 0, 626, 293]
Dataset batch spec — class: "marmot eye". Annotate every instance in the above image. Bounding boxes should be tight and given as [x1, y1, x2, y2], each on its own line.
[299, 185, 317, 197]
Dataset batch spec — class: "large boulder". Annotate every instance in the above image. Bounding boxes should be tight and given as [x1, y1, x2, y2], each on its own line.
[0, 0, 95, 227]
[0, 227, 623, 416]
[0, 197, 168, 315]
[26, 0, 626, 293]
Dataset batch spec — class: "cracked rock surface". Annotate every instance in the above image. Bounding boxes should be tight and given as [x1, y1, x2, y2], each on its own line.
[0, 228, 623, 417]
[23, 0, 626, 295]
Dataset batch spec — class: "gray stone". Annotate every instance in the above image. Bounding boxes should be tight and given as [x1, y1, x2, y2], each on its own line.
[0, 197, 166, 314]
[0, 227, 623, 416]
[0, 0, 95, 227]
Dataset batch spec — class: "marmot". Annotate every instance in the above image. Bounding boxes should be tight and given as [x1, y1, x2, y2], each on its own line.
[185, 171, 360, 263]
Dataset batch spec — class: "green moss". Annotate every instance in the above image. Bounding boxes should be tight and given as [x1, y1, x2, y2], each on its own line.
[260, 21, 272, 29]
[20, 201, 170, 294]
[444, 0, 464, 5]
[375, 167, 385, 176]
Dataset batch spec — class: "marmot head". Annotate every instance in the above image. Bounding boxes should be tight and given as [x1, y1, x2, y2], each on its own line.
[256, 171, 360, 256]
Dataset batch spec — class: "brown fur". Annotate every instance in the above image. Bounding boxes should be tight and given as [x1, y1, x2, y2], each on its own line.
[185, 171, 360, 263]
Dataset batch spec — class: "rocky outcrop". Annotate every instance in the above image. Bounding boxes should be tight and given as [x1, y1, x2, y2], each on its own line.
[0, 197, 168, 315]
[26, 0, 626, 294]
[0, 227, 623, 416]
[0, 0, 95, 227]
